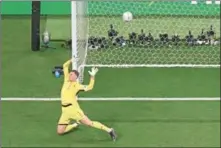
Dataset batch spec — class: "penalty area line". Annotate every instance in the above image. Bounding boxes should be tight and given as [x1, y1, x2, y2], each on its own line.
[1, 97, 220, 101]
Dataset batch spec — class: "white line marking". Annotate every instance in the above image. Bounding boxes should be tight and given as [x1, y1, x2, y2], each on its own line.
[83, 64, 220, 68]
[191, 0, 198, 4]
[206, 0, 212, 4]
[215, 0, 220, 4]
[1, 97, 220, 101]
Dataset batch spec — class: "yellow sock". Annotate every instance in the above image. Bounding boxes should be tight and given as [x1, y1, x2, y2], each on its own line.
[64, 123, 78, 133]
[91, 121, 112, 133]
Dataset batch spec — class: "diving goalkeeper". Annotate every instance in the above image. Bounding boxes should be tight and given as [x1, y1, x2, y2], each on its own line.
[57, 59, 117, 141]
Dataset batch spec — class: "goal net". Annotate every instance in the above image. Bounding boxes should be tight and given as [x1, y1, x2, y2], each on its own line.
[72, 0, 220, 82]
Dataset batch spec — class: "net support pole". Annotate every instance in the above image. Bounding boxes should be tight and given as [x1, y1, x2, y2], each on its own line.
[71, 0, 78, 70]
[31, 1, 41, 51]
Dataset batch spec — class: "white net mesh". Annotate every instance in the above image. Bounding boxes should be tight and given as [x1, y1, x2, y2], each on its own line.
[72, 0, 220, 81]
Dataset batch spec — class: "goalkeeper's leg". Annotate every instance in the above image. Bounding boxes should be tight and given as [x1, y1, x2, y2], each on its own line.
[57, 123, 79, 135]
[57, 113, 79, 135]
[80, 115, 117, 141]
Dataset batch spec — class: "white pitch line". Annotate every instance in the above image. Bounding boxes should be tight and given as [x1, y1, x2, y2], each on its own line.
[83, 64, 220, 68]
[1, 97, 220, 101]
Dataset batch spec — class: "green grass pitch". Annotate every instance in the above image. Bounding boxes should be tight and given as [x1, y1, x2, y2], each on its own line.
[1, 14, 220, 147]
[2, 101, 220, 147]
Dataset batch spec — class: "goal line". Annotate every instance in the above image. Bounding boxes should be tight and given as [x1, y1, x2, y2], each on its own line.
[1, 97, 220, 101]
[83, 64, 220, 68]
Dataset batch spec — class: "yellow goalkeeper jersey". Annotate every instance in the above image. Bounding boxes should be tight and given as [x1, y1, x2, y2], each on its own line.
[61, 60, 94, 105]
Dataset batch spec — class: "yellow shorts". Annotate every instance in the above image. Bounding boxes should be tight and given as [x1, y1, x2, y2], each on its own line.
[58, 105, 85, 125]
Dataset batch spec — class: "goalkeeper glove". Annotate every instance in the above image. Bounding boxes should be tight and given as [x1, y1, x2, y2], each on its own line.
[88, 67, 98, 77]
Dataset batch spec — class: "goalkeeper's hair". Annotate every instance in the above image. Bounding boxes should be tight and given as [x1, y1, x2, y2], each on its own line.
[71, 70, 79, 78]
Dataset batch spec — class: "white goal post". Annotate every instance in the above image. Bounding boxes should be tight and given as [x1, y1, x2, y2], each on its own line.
[71, 0, 220, 82]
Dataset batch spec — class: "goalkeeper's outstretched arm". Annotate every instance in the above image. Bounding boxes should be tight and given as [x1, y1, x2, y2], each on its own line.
[79, 67, 98, 91]
[83, 77, 95, 91]
[63, 59, 71, 81]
